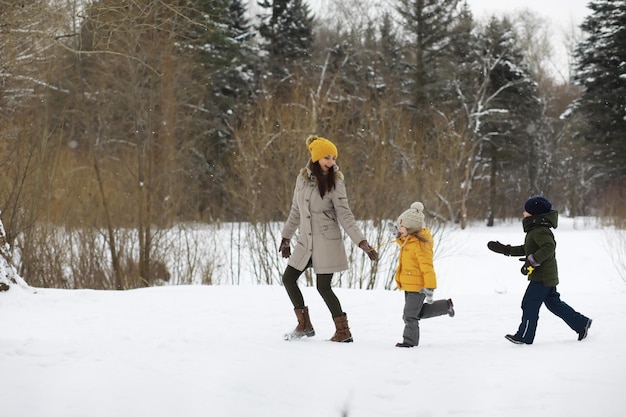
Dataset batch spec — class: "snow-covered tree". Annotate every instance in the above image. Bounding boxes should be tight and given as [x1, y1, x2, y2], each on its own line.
[0, 212, 29, 292]
[175, 0, 261, 217]
[257, 0, 314, 92]
[395, 0, 461, 113]
[445, 16, 542, 226]
[573, 0, 626, 178]
[478, 17, 542, 193]
[378, 11, 405, 98]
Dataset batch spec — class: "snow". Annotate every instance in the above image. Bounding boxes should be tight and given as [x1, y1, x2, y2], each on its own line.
[1, 217, 625, 417]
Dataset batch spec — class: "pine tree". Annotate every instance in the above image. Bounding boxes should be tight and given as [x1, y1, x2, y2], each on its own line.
[257, 0, 314, 91]
[444, 1, 480, 109]
[395, 0, 461, 113]
[448, 15, 542, 225]
[217, 0, 259, 103]
[378, 11, 407, 103]
[479, 17, 542, 196]
[173, 0, 260, 218]
[182, 0, 253, 115]
[573, 0, 626, 178]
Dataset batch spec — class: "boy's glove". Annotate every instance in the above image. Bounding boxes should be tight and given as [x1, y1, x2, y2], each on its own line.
[520, 254, 540, 275]
[422, 288, 435, 304]
[487, 241, 512, 256]
[359, 240, 379, 261]
[278, 238, 291, 258]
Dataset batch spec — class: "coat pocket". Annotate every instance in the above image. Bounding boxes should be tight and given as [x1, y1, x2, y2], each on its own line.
[323, 210, 337, 222]
[320, 223, 342, 240]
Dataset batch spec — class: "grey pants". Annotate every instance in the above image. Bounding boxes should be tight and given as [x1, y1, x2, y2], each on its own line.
[402, 291, 450, 346]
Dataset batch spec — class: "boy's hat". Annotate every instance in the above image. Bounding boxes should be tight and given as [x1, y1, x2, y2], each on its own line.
[398, 202, 425, 232]
[524, 196, 552, 215]
[307, 135, 338, 163]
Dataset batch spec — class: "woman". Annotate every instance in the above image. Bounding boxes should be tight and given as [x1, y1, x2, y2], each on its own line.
[279, 135, 378, 343]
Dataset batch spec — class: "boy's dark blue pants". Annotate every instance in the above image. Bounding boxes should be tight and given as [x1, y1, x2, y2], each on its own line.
[516, 281, 589, 344]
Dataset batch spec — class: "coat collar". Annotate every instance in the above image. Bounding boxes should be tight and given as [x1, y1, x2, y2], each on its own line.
[523, 210, 558, 232]
[395, 228, 433, 245]
[300, 160, 343, 181]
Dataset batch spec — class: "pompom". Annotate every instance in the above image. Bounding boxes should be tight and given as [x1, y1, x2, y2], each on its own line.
[411, 202, 424, 212]
[306, 135, 319, 146]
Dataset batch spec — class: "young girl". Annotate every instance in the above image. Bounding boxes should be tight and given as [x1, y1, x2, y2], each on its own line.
[394, 202, 454, 348]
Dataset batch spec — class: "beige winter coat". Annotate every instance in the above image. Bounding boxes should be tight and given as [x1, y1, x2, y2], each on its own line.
[281, 163, 366, 274]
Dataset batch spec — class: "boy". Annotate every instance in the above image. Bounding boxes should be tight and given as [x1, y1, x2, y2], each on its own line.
[487, 196, 592, 344]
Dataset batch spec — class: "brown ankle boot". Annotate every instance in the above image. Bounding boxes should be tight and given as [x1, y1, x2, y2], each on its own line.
[284, 306, 315, 340]
[330, 313, 353, 343]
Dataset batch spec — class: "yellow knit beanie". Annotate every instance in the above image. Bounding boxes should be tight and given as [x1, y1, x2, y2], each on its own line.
[306, 135, 338, 163]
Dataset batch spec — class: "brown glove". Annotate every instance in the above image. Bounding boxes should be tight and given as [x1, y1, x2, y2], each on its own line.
[278, 238, 291, 258]
[359, 240, 379, 261]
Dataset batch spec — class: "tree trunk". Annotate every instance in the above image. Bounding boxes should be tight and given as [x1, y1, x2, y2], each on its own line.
[487, 142, 497, 227]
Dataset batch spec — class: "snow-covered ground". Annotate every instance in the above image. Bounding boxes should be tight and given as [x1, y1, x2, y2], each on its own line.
[1, 218, 624, 417]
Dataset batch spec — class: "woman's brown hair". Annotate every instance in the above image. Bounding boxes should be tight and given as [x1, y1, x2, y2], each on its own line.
[311, 161, 336, 198]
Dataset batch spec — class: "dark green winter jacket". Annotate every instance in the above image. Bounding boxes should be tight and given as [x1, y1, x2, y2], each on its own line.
[509, 210, 559, 287]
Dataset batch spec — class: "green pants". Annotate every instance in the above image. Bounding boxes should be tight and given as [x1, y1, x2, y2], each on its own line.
[282, 259, 343, 318]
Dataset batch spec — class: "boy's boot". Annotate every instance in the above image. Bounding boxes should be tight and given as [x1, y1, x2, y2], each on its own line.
[578, 318, 592, 341]
[284, 306, 315, 340]
[330, 313, 353, 343]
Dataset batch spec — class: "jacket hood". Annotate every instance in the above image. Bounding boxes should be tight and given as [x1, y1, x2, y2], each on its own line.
[300, 161, 343, 181]
[396, 228, 433, 245]
[523, 210, 558, 232]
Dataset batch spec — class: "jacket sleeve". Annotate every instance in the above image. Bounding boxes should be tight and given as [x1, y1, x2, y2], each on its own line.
[509, 245, 526, 257]
[331, 178, 367, 245]
[281, 178, 301, 239]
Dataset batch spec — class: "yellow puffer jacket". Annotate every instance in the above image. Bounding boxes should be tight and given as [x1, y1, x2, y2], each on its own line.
[394, 229, 437, 292]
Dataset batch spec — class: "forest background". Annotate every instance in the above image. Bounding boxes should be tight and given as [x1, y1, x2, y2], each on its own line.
[0, 0, 625, 290]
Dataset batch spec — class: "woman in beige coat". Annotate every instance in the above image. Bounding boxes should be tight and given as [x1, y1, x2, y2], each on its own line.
[279, 135, 378, 342]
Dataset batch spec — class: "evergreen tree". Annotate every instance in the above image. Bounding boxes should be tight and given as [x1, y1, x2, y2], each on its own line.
[378, 11, 407, 103]
[395, 0, 461, 113]
[479, 17, 542, 192]
[573, 0, 626, 178]
[444, 1, 479, 108]
[182, 0, 254, 119]
[175, 0, 260, 218]
[449, 16, 542, 225]
[257, 0, 314, 90]
[480, 18, 540, 141]
[327, 27, 377, 101]
[219, 0, 258, 103]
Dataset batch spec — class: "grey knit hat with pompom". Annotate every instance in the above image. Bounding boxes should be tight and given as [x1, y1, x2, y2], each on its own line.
[398, 202, 425, 232]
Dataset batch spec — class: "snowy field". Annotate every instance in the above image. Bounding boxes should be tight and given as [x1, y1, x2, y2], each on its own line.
[1, 218, 624, 417]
